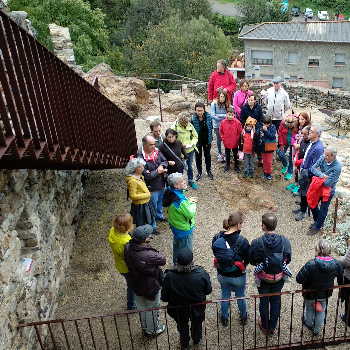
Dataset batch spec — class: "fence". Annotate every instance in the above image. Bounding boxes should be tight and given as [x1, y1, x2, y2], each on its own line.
[17, 285, 350, 350]
[0, 10, 137, 170]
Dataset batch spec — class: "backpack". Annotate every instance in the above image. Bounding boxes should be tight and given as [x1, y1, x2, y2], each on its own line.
[257, 236, 285, 275]
[213, 235, 244, 273]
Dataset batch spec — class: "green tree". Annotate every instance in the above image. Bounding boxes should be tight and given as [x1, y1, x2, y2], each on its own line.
[212, 13, 239, 35]
[239, 0, 292, 25]
[122, 14, 232, 83]
[9, 0, 113, 71]
[168, 0, 211, 20]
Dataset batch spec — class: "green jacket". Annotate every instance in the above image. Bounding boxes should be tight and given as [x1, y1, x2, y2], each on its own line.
[171, 121, 198, 154]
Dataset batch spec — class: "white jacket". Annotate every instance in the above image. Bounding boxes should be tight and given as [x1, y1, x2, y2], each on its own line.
[265, 86, 290, 121]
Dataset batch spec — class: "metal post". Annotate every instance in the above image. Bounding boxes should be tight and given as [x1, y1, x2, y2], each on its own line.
[333, 197, 339, 233]
[327, 91, 329, 109]
[295, 92, 297, 108]
[157, 80, 163, 122]
[206, 82, 208, 106]
[338, 114, 342, 138]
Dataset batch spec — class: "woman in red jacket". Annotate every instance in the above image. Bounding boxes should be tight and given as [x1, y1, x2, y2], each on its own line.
[220, 106, 242, 173]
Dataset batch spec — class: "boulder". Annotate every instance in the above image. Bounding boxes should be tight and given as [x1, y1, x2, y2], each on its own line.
[161, 93, 191, 113]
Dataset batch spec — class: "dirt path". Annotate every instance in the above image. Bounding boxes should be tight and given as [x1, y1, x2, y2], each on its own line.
[210, 0, 241, 17]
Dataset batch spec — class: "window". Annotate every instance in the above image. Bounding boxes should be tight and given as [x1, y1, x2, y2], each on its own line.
[290, 76, 298, 80]
[308, 59, 319, 66]
[251, 50, 273, 65]
[335, 53, 346, 65]
[288, 52, 298, 64]
[333, 78, 344, 88]
[260, 75, 273, 79]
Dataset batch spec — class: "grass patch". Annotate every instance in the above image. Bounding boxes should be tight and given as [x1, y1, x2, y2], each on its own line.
[214, 0, 239, 4]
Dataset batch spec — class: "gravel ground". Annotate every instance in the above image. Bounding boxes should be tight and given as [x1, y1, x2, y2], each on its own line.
[50, 109, 350, 349]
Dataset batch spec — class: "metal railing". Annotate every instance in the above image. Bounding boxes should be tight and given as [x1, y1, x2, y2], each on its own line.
[17, 285, 350, 350]
[0, 10, 137, 170]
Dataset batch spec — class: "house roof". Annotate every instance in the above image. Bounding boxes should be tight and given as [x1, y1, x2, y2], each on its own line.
[239, 22, 350, 43]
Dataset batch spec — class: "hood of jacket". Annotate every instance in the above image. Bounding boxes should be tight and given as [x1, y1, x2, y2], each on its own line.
[315, 256, 338, 272]
[212, 237, 234, 261]
[162, 187, 184, 207]
[262, 233, 282, 249]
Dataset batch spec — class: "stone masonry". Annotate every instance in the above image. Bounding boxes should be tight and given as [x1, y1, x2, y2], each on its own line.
[0, 169, 85, 350]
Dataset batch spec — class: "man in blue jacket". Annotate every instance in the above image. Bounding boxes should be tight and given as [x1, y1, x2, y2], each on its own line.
[307, 146, 342, 236]
[191, 102, 214, 181]
[249, 213, 292, 336]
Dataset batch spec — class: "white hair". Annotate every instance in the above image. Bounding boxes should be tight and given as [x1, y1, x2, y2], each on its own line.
[167, 172, 183, 188]
[326, 146, 337, 157]
[312, 125, 323, 136]
[125, 158, 146, 175]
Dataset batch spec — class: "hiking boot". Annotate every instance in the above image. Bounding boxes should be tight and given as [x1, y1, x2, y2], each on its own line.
[261, 173, 267, 179]
[243, 171, 249, 178]
[249, 171, 254, 178]
[307, 227, 320, 236]
[292, 208, 301, 214]
[220, 314, 228, 327]
[241, 312, 248, 326]
[295, 211, 306, 221]
[152, 227, 161, 235]
[223, 166, 230, 173]
[267, 174, 272, 180]
[235, 167, 240, 173]
[286, 183, 296, 190]
[292, 185, 300, 193]
[207, 171, 214, 180]
[281, 166, 288, 174]
[285, 173, 292, 180]
[189, 181, 198, 189]
[195, 173, 202, 181]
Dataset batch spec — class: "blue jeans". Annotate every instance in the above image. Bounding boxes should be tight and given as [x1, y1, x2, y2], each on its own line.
[172, 232, 193, 265]
[120, 272, 135, 310]
[187, 150, 194, 182]
[150, 189, 164, 219]
[134, 291, 161, 334]
[258, 279, 284, 331]
[217, 273, 247, 319]
[311, 193, 334, 230]
[278, 145, 293, 174]
[304, 298, 327, 334]
[214, 128, 222, 155]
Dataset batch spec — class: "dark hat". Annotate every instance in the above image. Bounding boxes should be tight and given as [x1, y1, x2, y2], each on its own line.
[133, 224, 153, 242]
[177, 248, 193, 266]
[272, 76, 283, 83]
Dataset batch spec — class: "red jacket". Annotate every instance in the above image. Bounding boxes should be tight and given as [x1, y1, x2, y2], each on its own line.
[208, 70, 236, 102]
[278, 120, 296, 147]
[219, 118, 242, 149]
[307, 177, 331, 209]
[294, 150, 303, 167]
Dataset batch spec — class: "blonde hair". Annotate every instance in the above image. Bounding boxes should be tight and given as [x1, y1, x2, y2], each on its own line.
[315, 239, 332, 257]
[223, 212, 244, 230]
[177, 113, 190, 125]
[113, 214, 133, 233]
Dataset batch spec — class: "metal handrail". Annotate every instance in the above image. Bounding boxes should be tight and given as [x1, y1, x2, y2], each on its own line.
[0, 10, 137, 170]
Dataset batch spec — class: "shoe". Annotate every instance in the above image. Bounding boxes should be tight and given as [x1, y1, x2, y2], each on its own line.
[259, 160, 263, 166]
[261, 173, 267, 179]
[127, 304, 137, 310]
[217, 153, 223, 162]
[295, 200, 301, 205]
[152, 227, 161, 235]
[156, 217, 168, 222]
[293, 192, 301, 197]
[189, 182, 198, 189]
[302, 316, 313, 331]
[267, 174, 272, 180]
[223, 166, 230, 173]
[207, 171, 214, 180]
[243, 171, 249, 178]
[285, 173, 292, 180]
[286, 183, 296, 190]
[241, 312, 248, 326]
[144, 324, 166, 339]
[194, 339, 202, 348]
[249, 171, 254, 178]
[258, 317, 267, 334]
[292, 185, 300, 193]
[309, 223, 315, 230]
[295, 211, 306, 221]
[281, 166, 288, 174]
[307, 227, 320, 236]
[269, 329, 276, 336]
[340, 313, 349, 324]
[220, 314, 228, 327]
[292, 208, 301, 214]
[235, 167, 240, 173]
[195, 173, 202, 181]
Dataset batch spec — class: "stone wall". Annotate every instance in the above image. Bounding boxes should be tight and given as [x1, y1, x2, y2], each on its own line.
[0, 169, 85, 350]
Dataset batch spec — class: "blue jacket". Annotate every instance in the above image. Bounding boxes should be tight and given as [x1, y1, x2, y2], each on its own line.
[210, 101, 226, 129]
[240, 102, 264, 129]
[257, 124, 276, 153]
[311, 156, 342, 195]
[301, 139, 324, 176]
[191, 111, 213, 145]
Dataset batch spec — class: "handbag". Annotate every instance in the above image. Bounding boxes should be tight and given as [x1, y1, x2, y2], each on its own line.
[163, 142, 188, 172]
[265, 140, 277, 152]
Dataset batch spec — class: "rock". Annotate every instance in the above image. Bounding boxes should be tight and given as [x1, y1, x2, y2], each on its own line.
[161, 94, 191, 113]
[146, 116, 160, 122]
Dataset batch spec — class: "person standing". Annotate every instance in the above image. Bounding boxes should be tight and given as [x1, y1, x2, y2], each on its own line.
[265, 76, 290, 133]
[192, 102, 214, 181]
[138, 135, 168, 224]
[339, 239, 350, 325]
[162, 173, 197, 265]
[233, 79, 253, 121]
[172, 114, 199, 189]
[108, 213, 136, 310]
[208, 59, 236, 103]
[307, 146, 342, 236]
[138, 121, 165, 152]
[124, 224, 166, 339]
[161, 249, 212, 350]
[249, 213, 292, 335]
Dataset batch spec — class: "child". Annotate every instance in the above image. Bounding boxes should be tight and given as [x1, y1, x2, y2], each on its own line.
[239, 116, 258, 178]
[219, 106, 242, 173]
[278, 115, 297, 180]
[211, 90, 230, 162]
[258, 115, 276, 180]
[254, 259, 292, 287]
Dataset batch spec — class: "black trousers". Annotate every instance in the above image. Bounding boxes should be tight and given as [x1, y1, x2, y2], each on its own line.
[195, 143, 211, 174]
[177, 315, 204, 348]
[225, 147, 239, 169]
[344, 277, 350, 325]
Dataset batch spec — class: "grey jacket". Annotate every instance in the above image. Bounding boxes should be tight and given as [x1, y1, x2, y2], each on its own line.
[339, 245, 350, 281]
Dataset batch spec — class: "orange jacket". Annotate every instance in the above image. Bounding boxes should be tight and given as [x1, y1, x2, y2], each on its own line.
[307, 177, 331, 209]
